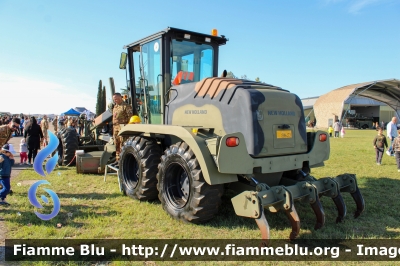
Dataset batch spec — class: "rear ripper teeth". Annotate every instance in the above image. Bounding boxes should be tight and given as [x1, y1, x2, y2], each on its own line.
[232, 174, 365, 244]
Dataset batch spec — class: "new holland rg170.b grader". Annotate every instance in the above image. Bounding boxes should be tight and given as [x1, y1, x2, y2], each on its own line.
[115, 27, 364, 244]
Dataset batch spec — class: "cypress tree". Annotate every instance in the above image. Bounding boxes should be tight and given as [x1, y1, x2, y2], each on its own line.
[96, 80, 102, 116]
[102, 86, 107, 113]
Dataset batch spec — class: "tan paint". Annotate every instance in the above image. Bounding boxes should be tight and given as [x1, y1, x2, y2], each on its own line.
[171, 104, 226, 135]
[194, 78, 243, 98]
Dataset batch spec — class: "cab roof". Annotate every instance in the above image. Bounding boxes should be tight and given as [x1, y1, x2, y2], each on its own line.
[123, 27, 228, 50]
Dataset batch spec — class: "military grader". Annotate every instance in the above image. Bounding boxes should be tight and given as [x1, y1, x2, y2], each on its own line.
[79, 27, 365, 243]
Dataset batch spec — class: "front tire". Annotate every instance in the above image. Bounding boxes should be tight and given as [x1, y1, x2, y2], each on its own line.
[157, 142, 224, 224]
[119, 136, 162, 200]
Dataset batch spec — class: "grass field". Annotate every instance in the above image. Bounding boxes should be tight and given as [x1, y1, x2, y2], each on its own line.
[2, 129, 400, 265]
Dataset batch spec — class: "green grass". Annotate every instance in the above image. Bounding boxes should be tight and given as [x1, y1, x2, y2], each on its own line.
[2, 129, 399, 265]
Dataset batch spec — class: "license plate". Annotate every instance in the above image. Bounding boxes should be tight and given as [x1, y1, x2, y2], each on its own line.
[276, 130, 292, 139]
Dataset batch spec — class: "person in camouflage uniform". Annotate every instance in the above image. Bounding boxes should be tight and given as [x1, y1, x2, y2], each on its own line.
[52, 116, 58, 132]
[112, 93, 133, 165]
[0, 118, 20, 147]
[41, 115, 49, 146]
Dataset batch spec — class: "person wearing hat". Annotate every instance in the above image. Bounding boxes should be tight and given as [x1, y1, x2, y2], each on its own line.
[0, 144, 15, 205]
[0, 117, 21, 147]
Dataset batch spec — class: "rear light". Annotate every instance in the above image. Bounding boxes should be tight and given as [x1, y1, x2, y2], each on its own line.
[319, 133, 327, 142]
[226, 137, 239, 147]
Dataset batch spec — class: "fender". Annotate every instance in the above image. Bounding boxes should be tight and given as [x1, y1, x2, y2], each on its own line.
[118, 124, 238, 185]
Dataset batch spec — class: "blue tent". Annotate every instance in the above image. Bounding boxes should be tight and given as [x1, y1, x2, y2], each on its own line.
[63, 108, 81, 116]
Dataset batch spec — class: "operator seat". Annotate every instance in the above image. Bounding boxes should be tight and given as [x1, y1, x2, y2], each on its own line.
[172, 71, 194, 86]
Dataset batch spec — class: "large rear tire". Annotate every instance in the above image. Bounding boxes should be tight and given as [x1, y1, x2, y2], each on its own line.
[157, 142, 224, 223]
[57, 127, 79, 166]
[119, 136, 162, 200]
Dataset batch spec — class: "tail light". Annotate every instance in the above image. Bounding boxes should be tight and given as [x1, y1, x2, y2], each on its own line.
[226, 137, 239, 147]
[319, 133, 327, 142]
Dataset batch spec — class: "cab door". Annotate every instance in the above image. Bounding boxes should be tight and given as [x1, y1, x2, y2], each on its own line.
[134, 39, 162, 124]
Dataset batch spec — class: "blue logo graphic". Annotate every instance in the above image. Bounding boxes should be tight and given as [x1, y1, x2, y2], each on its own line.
[28, 180, 61, 220]
[29, 130, 60, 220]
[33, 130, 59, 176]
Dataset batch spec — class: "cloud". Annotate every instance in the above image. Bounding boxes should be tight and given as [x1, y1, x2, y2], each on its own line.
[322, 0, 393, 13]
[0, 72, 96, 115]
[348, 0, 382, 13]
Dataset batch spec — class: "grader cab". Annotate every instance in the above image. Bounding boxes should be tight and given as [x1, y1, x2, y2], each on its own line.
[112, 27, 364, 243]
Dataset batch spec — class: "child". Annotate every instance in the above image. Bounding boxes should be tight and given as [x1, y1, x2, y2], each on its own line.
[373, 127, 388, 165]
[340, 127, 345, 138]
[392, 129, 400, 172]
[19, 138, 28, 165]
[328, 125, 333, 137]
[0, 144, 15, 205]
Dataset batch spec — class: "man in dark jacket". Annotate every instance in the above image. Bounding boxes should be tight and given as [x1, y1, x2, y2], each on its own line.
[0, 144, 15, 205]
[24, 117, 44, 165]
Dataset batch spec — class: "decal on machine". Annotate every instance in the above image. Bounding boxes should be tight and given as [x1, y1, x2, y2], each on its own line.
[185, 110, 207, 114]
[267, 110, 296, 116]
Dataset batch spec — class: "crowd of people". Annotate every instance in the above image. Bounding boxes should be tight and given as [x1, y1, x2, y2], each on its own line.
[374, 116, 400, 170]
[0, 101, 141, 205]
[315, 116, 400, 171]
[0, 114, 52, 166]
[0, 113, 90, 205]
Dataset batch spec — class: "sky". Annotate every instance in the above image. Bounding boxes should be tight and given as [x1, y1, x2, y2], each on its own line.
[0, 0, 399, 115]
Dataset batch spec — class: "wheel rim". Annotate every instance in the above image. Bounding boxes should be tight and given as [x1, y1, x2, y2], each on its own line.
[165, 162, 190, 209]
[122, 152, 139, 190]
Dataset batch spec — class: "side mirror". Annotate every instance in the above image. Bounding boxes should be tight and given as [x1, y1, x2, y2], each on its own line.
[119, 52, 127, 69]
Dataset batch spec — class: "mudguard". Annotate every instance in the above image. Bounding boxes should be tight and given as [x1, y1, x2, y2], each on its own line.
[118, 124, 237, 185]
